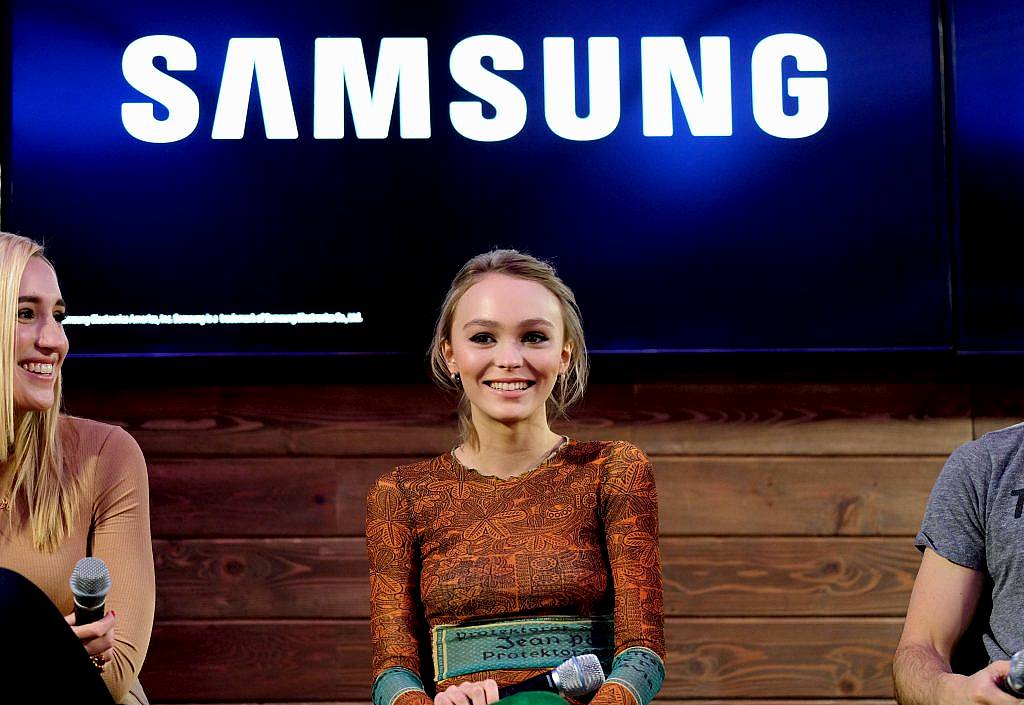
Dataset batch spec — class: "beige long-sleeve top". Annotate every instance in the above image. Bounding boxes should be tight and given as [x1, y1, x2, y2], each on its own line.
[0, 416, 155, 704]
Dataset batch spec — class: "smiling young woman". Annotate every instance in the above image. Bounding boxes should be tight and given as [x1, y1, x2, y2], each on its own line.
[366, 250, 665, 705]
[0, 233, 154, 705]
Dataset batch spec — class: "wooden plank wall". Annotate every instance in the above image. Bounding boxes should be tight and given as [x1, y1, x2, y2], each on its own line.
[63, 381, 1016, 705]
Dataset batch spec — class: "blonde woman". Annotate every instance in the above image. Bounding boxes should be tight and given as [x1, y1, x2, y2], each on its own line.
[0, 233, 154, 704]
[367, 250, 665, 705]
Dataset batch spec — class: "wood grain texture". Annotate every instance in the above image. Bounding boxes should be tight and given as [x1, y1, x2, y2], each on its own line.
[66, 384, 635, 457]
[142, 619, 901, 701]
[148, 457, 401, 536]
[154, 538, 369, 619]
[144, 621, 367, 701]
[656, 457, 942, 535]
[666, 619, 902, 698]
[664, 538, 920, 616]
[67, 382, 970, 457]
[970, 385, 1024, 439]
[153, 537, 919, 619]
[66, 385, 455, 456]
[975, 418, 1023, 439]
[634, 383, 969, 455]
[148, 457, 942, 537]
[76, 380, 971, 703]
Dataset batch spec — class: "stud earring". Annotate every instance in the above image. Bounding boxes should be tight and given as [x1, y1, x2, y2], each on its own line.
[451, 372, 461, 384]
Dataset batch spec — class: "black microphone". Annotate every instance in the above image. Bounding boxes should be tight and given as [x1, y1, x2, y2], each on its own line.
[1004, 650, 1024, 697]
[498, 654, 605, 700]
[69, 557, 111, 626]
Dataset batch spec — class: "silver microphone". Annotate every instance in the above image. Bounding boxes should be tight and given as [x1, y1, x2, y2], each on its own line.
[498, 654, 605, 700]
[551, 654, 606, 697]
[69, 557, 111, 626]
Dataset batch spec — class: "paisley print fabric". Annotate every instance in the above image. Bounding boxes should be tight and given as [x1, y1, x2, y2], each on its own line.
[366, 440, 665, 705]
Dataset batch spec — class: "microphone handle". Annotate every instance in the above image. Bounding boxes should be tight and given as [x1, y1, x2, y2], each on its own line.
[498, 672, 558, 700]
[74, 599, 106, 626]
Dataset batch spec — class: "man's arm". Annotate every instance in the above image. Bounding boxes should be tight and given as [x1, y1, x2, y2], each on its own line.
[894, 548, 1018, 705]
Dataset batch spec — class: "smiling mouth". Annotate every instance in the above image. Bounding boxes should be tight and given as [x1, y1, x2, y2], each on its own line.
[20, 362, 55, 375]
[484, 381, 535, 391]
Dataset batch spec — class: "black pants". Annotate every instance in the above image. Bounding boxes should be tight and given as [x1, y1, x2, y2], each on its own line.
[0, 567, 115, 704]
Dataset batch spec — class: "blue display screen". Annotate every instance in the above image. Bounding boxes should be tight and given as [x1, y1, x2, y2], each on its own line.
[950, 0, 1024, 353]
[2, 1, 950, 355]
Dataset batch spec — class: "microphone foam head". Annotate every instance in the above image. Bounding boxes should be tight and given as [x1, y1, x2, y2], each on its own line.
[556, 654, 605, 697]
[70, 557, 111, 599]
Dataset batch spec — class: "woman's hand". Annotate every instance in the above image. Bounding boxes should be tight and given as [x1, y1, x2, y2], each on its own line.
[434, 679, 499, 705]
[64, 610, 117, 664]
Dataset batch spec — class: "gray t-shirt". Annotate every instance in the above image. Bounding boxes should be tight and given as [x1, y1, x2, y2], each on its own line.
[916, 422, 1024, 661]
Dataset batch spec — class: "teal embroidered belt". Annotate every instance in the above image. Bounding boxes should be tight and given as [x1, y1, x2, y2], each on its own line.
[431, 615, 615, 682]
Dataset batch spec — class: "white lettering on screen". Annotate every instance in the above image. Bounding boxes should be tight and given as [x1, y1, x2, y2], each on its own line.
[121, 33, 829, 143]
[641, 36, 732, 137]
[449, 35, 527, 142]
[63, 311, 364, 326]
[751, 33, 829, 139]
[543, 37, 621, 141]
[314, 37, 431, 139]
[212, 38, 298, 139]
[121, 35, 200, 143]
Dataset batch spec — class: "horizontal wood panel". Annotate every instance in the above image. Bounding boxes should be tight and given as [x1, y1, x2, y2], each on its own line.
[656, 457, 942, 535]
[143, 619, 901, 701]
[154, 538, 369, 619]
[666, 619, 901, 698]
[975, 418, 1021, 439]
[971, 385, 1024, 440]
[67, 383, 971, 457]
[66, 385, 635, 457]
[149, 457, 942, 537]
[664, 538, 920, 616]
[149, 457, 400, 536]
[634, 383, 969, 455]
[154, 538, 919, 619]
[145, 621, 366, 701]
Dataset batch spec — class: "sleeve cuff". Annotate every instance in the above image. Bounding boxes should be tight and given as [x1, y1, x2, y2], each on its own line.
[915, 531, 986, 571]
[605, 647, 665, 705]
[373, 667, 429, 705]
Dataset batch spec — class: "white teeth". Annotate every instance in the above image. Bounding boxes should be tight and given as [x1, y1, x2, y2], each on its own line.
[489, 381, 529, 391]
[21, 363, 54, 375]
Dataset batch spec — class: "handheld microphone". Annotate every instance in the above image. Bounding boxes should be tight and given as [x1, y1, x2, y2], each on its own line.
[69, 557, 111, 626]
[498, 654, 605, 700]
[1003, 650, 1024, 697]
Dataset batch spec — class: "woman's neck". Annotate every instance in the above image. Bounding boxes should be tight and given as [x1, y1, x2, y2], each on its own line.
[459, 414, 563, 479]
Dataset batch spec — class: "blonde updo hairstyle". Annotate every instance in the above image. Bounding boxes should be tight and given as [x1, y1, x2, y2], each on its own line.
[429, 249, 589, 447]
[0, 232, 80, 552]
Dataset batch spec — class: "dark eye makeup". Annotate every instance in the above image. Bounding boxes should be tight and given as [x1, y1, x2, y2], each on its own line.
[17, 307, 66, 323]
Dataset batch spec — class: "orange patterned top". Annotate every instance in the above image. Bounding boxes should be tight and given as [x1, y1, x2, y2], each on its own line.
[366, 439, 665, 705]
